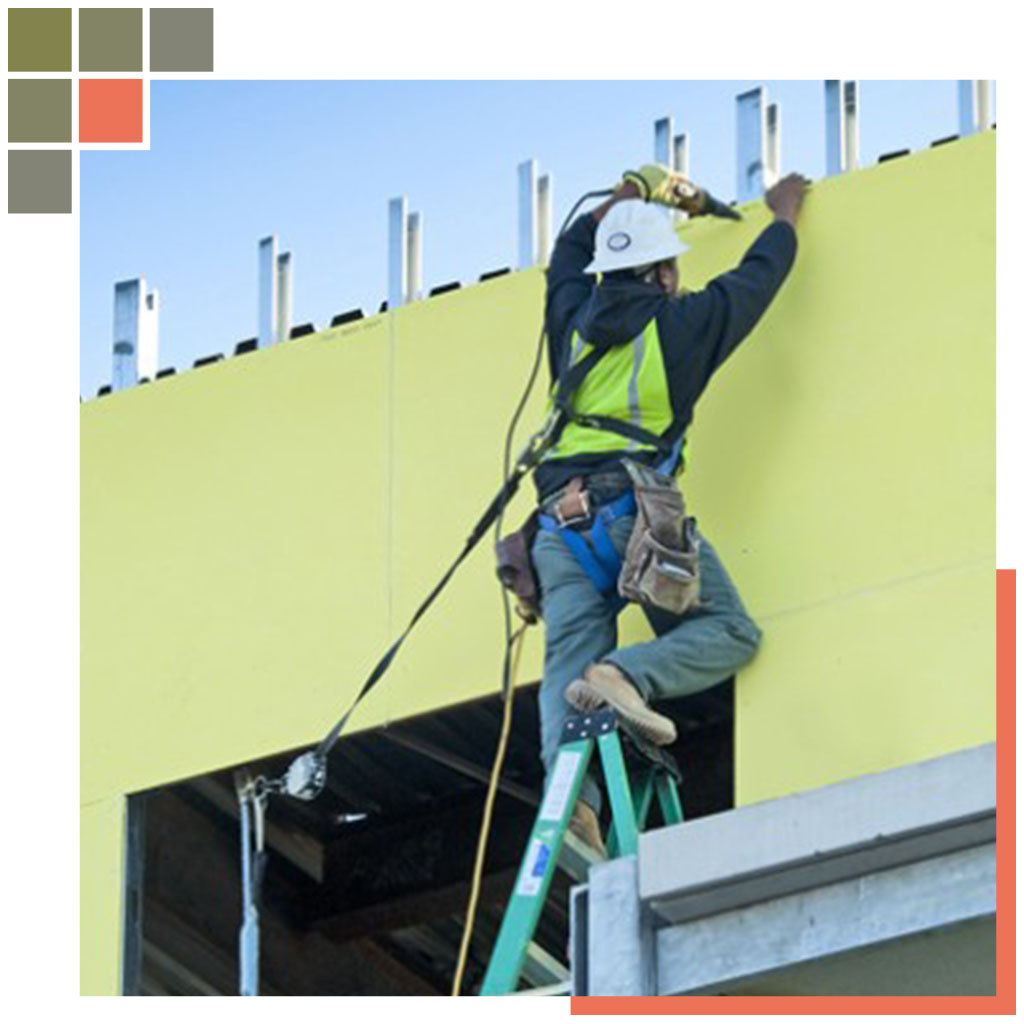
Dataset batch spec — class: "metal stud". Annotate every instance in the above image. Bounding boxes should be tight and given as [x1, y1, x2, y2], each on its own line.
[736, 87, 767, 203]
[257, 234, 277, 348]
[518, 159, 538, 269]
[388, 196, 408, 309]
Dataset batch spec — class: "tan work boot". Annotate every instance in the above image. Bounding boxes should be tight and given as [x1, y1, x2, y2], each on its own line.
[566, 663, 678, 746]
[568, 800, 607, 858]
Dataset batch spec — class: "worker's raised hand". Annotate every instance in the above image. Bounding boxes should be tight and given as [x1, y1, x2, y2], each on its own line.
[622, 164, 742, 221]
[622, 163, 669, 202]
[765, 173, 810, 226]
[623, 163, 701, 211]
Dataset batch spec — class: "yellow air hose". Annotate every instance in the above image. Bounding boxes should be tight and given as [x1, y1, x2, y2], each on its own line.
[451, 623, 528, 996]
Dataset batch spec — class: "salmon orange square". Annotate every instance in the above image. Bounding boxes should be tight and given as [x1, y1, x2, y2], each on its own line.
[79, 79, 143, 143]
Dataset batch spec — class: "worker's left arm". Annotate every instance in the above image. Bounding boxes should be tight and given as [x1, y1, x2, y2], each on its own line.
[664, 174, 805, 383]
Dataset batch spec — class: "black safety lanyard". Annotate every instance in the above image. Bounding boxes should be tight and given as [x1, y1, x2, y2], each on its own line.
[310, 342, 683, 769]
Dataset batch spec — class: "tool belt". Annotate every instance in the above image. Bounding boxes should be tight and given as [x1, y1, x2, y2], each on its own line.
[496, 461, 700, 621]
[618, 460, 701, 616]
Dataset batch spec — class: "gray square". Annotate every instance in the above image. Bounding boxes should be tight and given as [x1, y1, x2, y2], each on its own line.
[9, 150, 72, 214]
[80, 8, 143, 72]
[9, 79, 72, 142]
[150, 8, 213, 72]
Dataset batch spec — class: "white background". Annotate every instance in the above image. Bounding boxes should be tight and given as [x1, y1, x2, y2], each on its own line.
[1, 0, 1016, 1014]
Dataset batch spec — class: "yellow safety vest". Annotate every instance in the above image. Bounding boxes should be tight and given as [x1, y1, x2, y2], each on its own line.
[542, 318, 675, 463]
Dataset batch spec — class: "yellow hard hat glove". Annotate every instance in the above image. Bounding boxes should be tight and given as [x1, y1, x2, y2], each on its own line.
[622, 163, 705, 213]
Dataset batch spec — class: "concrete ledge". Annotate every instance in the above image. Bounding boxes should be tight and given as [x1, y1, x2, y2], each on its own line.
[586, 857, 655, 996]
[640, 743, 995, 924]
[656, 844, 996, 995]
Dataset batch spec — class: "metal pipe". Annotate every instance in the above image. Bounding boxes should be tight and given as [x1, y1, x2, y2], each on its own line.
[275, 252, 292, 344]
[825, 80, 843, 176]
[112, 277, 143, 391]
[977, 80, 992, 130]
[141, 289, 159, 380]
[826, 80, 858, 175]
[518, 159, 537, 269]
[843, 80, 859, 170]
[257, 235, 277, 348]
[654, 116, 672, 166]
[406, 211, 422, 303]
[537, 174, 553, 265]
[957, 80, 992, 136]
[672, 132, 689, 178]
[238, 794, 258, 996]
[736, 87, 766, 203]
[766, 102, 781, 186]
[388, 196, 408, 309]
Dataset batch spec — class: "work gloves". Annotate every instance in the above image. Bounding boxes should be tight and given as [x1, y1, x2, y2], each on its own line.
[622, 163, 741, 220]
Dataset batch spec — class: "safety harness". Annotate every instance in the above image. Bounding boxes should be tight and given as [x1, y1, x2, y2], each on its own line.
[537, 334, 686, 607]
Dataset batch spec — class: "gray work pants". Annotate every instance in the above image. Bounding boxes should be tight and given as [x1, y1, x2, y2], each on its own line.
[531, 515, 762, 813]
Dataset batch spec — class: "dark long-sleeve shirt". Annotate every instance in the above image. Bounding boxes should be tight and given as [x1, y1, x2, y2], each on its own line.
[535, 212, 797, 498]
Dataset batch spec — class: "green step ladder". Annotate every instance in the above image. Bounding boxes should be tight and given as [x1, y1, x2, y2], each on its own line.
[480, 707, 685, 996]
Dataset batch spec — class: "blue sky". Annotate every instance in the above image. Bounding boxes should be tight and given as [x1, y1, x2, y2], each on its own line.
[80, 80, 989, 397]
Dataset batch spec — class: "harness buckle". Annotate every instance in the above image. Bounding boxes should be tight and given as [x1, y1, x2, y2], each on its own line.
[554, 480, 591, 527]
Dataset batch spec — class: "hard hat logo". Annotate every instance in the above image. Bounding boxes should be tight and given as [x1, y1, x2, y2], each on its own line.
[585, 199, 690, 275]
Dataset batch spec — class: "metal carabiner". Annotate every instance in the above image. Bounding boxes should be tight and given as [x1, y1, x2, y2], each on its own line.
[515, 408, 566, 471]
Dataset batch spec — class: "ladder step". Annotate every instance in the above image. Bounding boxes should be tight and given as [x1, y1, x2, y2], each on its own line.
[508, 980, 572, 997]
[558, 829, 605, 882]
[521, 942, 569, 988]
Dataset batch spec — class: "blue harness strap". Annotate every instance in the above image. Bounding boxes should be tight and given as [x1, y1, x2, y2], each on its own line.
[538, 489, 636, 608]
[536, 437, 685, 608]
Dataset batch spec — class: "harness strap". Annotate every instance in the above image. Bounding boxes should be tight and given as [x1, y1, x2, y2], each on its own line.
[536, 429, 687, 604]
[571, 413, 674, 456]
[550, 344, 675, 457]
[538, 489, 636, 607]
[539, 515, 619, 594]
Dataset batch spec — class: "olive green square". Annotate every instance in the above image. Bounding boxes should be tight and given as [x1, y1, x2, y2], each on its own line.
[8, 150, 72, 214]
[150, 8, 213, 72]
[79, 8, 142, 72]
[9, 79, 71, 143]
[8, 8, 72, 71]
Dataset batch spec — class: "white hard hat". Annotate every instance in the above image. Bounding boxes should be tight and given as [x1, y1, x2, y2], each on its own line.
[585, 199, 690, 275]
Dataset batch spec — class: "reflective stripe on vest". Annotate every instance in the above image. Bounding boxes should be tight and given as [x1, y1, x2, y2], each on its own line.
[543, 318, 673, 462]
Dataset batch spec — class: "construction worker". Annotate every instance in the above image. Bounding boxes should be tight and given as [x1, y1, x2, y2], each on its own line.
[533, 164, 807, 852]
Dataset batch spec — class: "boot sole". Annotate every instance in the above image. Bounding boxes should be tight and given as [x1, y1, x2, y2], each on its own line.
[565, 679, 677, 746]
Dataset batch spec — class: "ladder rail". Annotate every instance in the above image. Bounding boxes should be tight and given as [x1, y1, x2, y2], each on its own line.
[479, 736, 594, 995]
[480, 709, 684, 996]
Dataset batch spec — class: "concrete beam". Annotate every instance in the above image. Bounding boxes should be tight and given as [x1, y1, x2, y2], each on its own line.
[640, 743, 995, 924]
[586, 856, 655, 996]
[656, 844, 996, 995]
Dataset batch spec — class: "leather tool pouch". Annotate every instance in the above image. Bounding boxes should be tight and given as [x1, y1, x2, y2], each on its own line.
[618, 460, 701, 616]
[495, 511, 541, 624]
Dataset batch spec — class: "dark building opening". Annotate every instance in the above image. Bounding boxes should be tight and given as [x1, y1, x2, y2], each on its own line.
[124, 680, 734, 995]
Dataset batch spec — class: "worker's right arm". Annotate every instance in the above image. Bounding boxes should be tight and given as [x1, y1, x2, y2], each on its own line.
[544, 182, 642, 382]
[544, 215, 597, 381]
